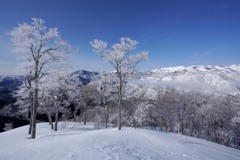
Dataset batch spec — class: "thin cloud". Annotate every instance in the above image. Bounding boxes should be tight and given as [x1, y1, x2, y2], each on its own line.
[0, 60, 17, 75]
[191, 50, 212, 59]
[189, 50, 216, 65]
[70, 53, 112, 72]
[0, 60, 15, 65]
[0, 67, 16, 75]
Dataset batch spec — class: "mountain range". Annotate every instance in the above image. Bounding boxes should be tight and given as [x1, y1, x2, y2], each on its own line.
[135, 64, 240, 95]
[0, 64, 239, 131]
[1, 64, 240, 111]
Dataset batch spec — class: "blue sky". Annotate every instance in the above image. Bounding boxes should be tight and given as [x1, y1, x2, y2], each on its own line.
[1, 0, 240, 75]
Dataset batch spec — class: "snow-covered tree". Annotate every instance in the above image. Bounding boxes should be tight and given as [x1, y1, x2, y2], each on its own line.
[97, 72, 118, 128]
[3, 122, 13, 131]
[81, 83, 97, 125]
[42, 71, 67, 131]
[125, 94, 147, 128]
[9, 18, 72, 138]
[64, 74, 83, 122]
[147, 88, 178, 131]
[91, 37, 148, 130]
[13, 61, 35, 134]
[232, 113, 240, 148]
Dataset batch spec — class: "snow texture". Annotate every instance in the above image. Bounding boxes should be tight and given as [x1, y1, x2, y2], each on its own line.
[0, 122, 240, 160]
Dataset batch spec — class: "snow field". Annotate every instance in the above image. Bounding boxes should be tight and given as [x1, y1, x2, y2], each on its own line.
[0, 122, 240, 160]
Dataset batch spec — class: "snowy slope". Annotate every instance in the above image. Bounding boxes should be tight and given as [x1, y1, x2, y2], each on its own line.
[134, 64, 240, 95]
[0, 123, 240, 160]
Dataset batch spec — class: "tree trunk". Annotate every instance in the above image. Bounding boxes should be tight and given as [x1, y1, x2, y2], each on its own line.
[28, 92, 33, 134]
[47, 112, 54, 130]
[105, 114, 108, 128]
[28, 110, 32, 134]
[54, 97, 59, 131]
[31, 87, 38, 139]
[84, 105, 87, 125]
[105, 118, 108, 128]
[118, 103, 121, 130]
[28, 108, 33, 134]
[180, 123, 183, 134]
[31, 59, 39, 139]
[103, 99, 108, 128]
[73, 107, 79, 122]
[54, 110, 59, 131]
[118, 85, 122, 130]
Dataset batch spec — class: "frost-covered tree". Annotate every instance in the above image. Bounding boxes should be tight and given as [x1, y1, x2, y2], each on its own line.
[196, 95, 237, 144]
[97, 72, 118, 128]
[13, 61, 35, 134]
[64, 74, 83, 122]
[232, 113, 240, 148]
[9, 18, 72, 138]
[41, 70, 68, 131]
[147, 88, 178, 131]
[91, 37, 148, 130]
[176, 91, 198, 134]
[42, 96, 54, 129]
[125, 94, 147, 128]
[81, 83, 97, 125]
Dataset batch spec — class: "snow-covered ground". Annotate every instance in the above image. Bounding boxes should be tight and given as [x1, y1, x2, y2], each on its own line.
[0, 123, 240, 160]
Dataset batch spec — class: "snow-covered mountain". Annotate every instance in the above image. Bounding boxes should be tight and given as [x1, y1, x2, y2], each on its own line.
[0, 122, 240, 160]
[1, 65, 240, 114]
[0, 76, 23, 109]
[133, 64, 240, 95]
[151, 64, 240, 74]
[1, 65, 239, 99]
[71, 70, 99, 85]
